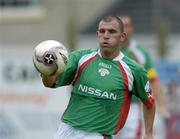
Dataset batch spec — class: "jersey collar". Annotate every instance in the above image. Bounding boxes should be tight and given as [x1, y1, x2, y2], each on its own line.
[98, 49, 124, 61]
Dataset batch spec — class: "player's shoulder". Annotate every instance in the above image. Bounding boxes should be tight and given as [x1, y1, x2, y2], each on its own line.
[70, 48, 97, 55]
[122, 55, 146, 73]
[130, 40, 149, 54]
[136, 44, 150, 55]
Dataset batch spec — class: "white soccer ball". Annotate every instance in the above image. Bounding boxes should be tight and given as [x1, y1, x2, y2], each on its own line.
[33, 40, 68, 76]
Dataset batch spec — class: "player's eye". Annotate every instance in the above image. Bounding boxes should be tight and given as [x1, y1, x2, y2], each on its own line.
[99, 29, 105, 34]
[108, 29, 117, 34]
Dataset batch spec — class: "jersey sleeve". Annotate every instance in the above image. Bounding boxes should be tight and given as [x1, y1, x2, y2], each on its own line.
[55, 51, 79, 87]
[142, 48, 158, 82]
[55, 49, 95, 87]
[131, 66, 155, 109]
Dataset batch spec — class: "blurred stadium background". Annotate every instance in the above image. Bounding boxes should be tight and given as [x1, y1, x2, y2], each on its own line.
[0, 0, 180, 139]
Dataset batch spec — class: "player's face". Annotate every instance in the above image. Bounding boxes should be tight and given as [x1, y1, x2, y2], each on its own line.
[97, 20, 126, 56]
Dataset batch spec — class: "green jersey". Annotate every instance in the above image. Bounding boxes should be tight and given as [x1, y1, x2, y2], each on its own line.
[55, 48, 154, 135]
[120, 40, 157, 81]
[121, 40, 158, 102]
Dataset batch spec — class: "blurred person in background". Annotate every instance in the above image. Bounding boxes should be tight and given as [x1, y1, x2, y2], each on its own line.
[115, 15, 170, 139]
[40, 15, 155, 139]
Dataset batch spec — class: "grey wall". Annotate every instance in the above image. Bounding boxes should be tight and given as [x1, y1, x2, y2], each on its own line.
[0, 0, 115, 48]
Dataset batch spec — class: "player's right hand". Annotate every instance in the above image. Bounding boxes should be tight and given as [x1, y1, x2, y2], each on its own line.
[41, 73, 59, 88]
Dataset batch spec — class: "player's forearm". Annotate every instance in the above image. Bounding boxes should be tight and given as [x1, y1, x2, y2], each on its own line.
[143, 103, 156, 137]
[151, 81, 165, 107]
[41, 74, 58, 88]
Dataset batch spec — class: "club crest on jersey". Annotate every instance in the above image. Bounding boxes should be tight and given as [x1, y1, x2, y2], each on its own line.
[98, 68, 110, 76]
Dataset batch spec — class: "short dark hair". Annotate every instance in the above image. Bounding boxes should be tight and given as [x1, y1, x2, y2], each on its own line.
[100, 15, 124, 32]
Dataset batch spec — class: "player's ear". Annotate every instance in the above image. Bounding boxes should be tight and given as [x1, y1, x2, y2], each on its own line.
[96, 30, 99, 37]
[120, 32, 127, 42]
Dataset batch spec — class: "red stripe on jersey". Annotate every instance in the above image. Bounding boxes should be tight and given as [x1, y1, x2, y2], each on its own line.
[72, 54, 98, 86]
[114, 62, 131, 134]
[144, 91, 155, 109]
[103, 135, 107, 139]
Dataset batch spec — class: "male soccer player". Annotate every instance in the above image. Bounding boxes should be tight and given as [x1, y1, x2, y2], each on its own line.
[115, 15, 169, 139]
[40, 15, 155, 139]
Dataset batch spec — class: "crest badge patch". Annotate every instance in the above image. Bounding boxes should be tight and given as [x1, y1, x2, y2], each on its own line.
[98, 68, 110, 76]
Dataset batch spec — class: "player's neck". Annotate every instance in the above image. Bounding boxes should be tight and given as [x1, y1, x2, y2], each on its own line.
[124, 38, 131, 47]
[100, 50, 120, 59]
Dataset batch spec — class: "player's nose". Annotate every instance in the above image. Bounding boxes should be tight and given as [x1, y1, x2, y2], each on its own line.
[103, 31, 110, 39]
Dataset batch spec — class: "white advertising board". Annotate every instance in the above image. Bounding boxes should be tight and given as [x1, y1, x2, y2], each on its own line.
[0, 47, 70, 139]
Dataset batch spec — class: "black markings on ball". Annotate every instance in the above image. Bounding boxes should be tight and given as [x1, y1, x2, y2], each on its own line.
[43, 52, 56, 65]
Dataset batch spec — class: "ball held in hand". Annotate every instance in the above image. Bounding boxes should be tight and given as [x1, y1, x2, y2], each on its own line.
[33, 40, 68, 76]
